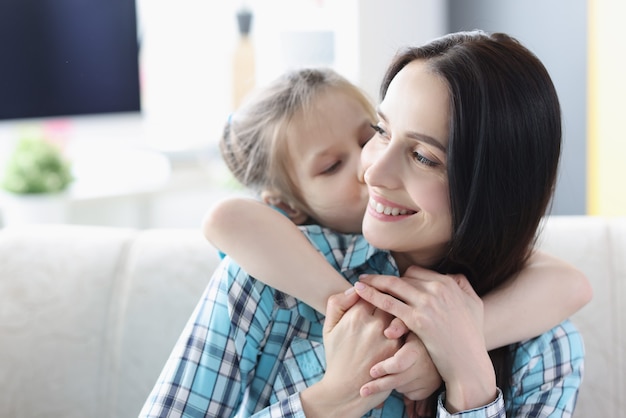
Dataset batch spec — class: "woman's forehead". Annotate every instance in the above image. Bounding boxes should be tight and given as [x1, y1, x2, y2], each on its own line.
[380, 60, 450, 147]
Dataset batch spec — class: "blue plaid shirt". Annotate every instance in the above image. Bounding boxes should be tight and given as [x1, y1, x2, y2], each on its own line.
[140, 225, 584, 418]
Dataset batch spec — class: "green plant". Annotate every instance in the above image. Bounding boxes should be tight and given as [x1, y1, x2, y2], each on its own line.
[1, 137, 73, 194]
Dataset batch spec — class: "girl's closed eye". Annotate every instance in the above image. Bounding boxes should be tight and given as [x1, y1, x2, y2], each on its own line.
[370, 123, 390, 138]
[320, 160, 342, 175]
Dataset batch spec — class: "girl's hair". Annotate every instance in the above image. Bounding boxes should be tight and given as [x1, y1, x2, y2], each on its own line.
[220, 67, 375, 215]
[381, 30, 562, 409]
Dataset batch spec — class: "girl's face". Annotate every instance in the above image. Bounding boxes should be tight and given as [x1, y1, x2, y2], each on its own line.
[361, 60, 452, 270]
[286, 88, 374, 233]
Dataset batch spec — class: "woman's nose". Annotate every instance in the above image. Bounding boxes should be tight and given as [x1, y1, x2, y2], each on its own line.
[362, 143, 401, 190]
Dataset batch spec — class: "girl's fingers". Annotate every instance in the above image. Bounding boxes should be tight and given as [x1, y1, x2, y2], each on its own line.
[360, 373, 402, 398]
[370, 343, 416, 378]
[384, 317, 409, 339]
[361, 369, 438, 402]
[323, 288, 361, 333]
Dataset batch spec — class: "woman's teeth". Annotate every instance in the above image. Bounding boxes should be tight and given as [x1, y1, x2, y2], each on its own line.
[370, 199, 412, 216]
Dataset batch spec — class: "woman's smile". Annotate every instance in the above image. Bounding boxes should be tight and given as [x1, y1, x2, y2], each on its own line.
[367, 196, 416, 220]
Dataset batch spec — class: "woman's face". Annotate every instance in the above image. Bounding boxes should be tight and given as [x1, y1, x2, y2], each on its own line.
[361, 59, 452, 269]
[286, 88, 374, 233]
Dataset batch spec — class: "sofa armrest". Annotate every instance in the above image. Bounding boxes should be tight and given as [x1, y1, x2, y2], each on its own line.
[0, 225, 137, 417]
[538, 216, 626, 417]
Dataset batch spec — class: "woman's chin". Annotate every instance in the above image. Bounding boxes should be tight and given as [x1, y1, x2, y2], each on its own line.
[362, 221, 397, 251]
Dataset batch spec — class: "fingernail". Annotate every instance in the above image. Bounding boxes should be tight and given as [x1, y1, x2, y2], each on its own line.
[355, 282, 366, 291]
[370, 367, 380, 378]
[344, 287, 355, 295]
[361, 387, 371, 397]
[359, 274, 369, 280]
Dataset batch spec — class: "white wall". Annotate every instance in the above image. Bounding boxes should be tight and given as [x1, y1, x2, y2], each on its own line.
[356, 0, 447, 101]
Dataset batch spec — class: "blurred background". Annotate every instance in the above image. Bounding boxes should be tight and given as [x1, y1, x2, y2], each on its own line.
[0, 0, 622, 229]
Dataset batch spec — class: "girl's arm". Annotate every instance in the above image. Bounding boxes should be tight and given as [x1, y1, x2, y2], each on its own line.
[202, 197, 350, 314]
[203, 196, 592, 403]
[203, 197, 592, 346]
[482, 250, 593, 349]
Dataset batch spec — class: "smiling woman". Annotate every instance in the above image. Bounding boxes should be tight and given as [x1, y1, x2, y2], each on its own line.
[350, 30, 580, 416]
[362, 60, 451, 268]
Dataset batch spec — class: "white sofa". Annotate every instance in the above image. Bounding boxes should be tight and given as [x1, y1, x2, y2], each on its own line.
[0, 217, 623, 417]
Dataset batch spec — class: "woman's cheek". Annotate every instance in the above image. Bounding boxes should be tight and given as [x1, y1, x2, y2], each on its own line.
[414, 179, 450, 217]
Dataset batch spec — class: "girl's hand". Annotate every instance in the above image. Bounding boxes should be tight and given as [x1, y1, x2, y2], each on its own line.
[355, 267, 497, 413]
[301, 289, 401, 417]
[360, 332, 441, 401]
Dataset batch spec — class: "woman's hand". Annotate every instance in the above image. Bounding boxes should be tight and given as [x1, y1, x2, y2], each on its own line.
[354, 266, 498, 413]
[300, 289, 401, 417]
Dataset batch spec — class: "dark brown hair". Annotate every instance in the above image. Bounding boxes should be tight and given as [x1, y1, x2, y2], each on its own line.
[381, 30, 562, 410]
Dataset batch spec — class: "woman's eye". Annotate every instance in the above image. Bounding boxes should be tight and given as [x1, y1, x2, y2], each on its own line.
[412, 151, 438, 167]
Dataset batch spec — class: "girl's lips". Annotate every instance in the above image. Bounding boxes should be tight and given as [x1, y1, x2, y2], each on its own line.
[367, 197, 417, 220]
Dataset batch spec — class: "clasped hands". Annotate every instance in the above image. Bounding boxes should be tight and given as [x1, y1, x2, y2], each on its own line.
[316, 265, 489, 417]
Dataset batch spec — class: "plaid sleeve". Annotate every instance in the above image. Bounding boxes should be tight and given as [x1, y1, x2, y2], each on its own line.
[139, 259, 275, 417]
[435, 320, 583, 418]
[508, 320, 584, 417]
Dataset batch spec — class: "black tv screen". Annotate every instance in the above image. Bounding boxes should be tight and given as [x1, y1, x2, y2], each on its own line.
[0, 0, 141, 121]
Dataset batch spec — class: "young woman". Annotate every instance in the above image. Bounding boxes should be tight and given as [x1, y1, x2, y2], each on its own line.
[305, 31, 586, 416]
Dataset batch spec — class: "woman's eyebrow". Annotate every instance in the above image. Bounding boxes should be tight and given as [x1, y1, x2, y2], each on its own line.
[376, 108, 447, 153]
[406, 132, 447, 153]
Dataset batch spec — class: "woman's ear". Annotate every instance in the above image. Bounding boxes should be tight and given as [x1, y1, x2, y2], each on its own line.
[261, 190, 308, 225]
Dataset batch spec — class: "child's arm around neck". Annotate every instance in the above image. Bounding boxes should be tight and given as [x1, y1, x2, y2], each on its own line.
[203, 196, 593, 348]
[482, 249, 592, 349]
[202, 197, 350, 314]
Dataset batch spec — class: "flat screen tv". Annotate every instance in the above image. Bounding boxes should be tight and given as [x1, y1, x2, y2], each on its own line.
[0, 0, 141, 121]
